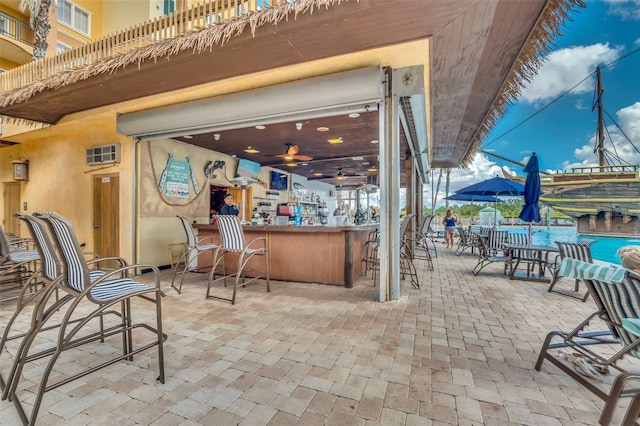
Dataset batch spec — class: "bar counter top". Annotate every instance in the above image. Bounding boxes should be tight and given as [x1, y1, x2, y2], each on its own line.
[194, 223, 378, 287]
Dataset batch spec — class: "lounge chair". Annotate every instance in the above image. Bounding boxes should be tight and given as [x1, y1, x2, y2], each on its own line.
[548, 241, 594, 301]
[472, 230, 510, 276]
[455, 228, 480, 256]
[535, 258, 640, 425]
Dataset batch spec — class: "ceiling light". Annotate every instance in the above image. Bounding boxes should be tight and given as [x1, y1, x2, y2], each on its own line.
[367, 167, 377, 172]
[255, 125, 266, 130]
[370, 139, 379, 144]
[244, 146, 259, 153]
[348, 113, 360, 118]
[183, 135, 193, 139]
[213, 133, 221, 141]
[286, 163, 297, 167]
[316, 127, 329, 132]
[327, 137, 343, 144]
[313, 172, 323, 176]
[362, 162, 370, 165]
[301, 162, 308, 166]
[295, 122, 303, 130]
[351, 156, 364, 161]
[284, 155, 293, 161]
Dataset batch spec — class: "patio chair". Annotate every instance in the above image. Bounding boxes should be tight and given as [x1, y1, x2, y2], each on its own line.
[362, 229, 379, 282]
[455, 228, 480, 256]
[416, 214, 438, 258]
[472, 229, 510, 276]
[548, 241, 594, 302]
[404, 215, 434, 271]
[367, 214, 420, 289]
[171, 215, 221, 294]
[3, 212, 166, 425]
[535, 258, 640, 425]
[0, 226, 40, 299]
[207, 215, 269, 304]
[0, 213, 125, 399]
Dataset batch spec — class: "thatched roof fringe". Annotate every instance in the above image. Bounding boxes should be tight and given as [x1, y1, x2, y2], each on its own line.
[0, 0, 350, 110]
[461, 0, 586, 167]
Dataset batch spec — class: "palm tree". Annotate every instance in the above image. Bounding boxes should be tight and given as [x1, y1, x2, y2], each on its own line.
[20, 0, 53, 60]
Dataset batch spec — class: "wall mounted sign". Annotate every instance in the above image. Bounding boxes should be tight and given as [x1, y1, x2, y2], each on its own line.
[158, 154, 200, 199]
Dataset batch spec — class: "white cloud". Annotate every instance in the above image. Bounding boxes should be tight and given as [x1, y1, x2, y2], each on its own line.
[562, 101, 640, 169]
[604, 0, 640, 21]
[519, 44, 622, 104]
[423, 153, 518, 208]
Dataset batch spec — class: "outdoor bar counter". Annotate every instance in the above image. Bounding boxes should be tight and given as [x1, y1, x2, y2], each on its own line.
[193, 224, 377, 287]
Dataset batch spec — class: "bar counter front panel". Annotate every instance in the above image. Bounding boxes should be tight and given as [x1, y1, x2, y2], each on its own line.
[194, 224, 377, 287]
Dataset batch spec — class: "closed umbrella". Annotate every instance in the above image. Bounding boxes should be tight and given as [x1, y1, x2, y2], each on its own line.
[518, 153, 542, 244]
[456, 176, 525, 227]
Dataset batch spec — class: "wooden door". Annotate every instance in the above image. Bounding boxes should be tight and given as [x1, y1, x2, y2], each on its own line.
[3, 182, 21, 235]
[227, 186, 252, 220]
[92, 174, 119, 258]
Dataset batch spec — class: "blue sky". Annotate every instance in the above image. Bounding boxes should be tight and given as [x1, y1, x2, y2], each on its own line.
[427, 0, 640, 207]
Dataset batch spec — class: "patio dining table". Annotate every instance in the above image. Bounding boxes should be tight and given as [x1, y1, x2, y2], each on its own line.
[507, 243, 558, 283]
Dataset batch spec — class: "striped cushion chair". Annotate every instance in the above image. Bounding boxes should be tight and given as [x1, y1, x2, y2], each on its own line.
[548, 241, 594, 301]
[1, 212, 167, 426]
[171, 215, 221, 295]
[0, 213, 121, 403]
[535, 258, 640, 425]
[207, 215, 269, 305]
[0, 224, 40, 291]
[472, 230, 510, 276]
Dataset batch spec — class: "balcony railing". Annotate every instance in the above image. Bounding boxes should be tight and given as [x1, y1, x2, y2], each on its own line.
[0, 0, 287, 93]
[0, 11, 34, 47]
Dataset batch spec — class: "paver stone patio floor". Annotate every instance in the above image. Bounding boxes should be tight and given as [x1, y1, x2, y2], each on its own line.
[1, 244, 637, 425]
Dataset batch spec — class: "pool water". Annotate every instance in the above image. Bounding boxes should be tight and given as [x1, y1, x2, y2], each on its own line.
[506, 227, 639, 264]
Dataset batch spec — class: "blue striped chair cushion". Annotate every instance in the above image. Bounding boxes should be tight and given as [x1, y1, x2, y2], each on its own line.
[19, 214, 59, 281]
[90, 278, 152, 303]
[8, 249, 40, 263]
[36, 213, 91, 292]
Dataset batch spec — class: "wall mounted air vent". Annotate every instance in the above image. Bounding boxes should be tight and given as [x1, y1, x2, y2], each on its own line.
[86, 143, 121, 165]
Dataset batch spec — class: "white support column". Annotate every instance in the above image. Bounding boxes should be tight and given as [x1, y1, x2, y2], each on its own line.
[379, 68, 402, 301]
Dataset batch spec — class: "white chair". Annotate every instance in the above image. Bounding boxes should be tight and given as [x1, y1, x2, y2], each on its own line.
[207, 215, 269, 305]
[171, 215, 221, 295]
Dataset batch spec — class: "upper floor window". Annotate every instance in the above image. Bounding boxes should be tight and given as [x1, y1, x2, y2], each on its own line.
[0, 13, 9, 37]
[57, 41, 71, 53]
[58, 0, 90, 36]
[163, 0, 175, 15]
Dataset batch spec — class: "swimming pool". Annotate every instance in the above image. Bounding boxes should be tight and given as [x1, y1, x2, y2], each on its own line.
[506, 226, 639, 264]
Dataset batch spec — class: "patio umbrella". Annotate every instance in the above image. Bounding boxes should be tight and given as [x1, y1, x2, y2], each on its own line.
[456, 176, 525, 227]
[518, 153, 542, 244]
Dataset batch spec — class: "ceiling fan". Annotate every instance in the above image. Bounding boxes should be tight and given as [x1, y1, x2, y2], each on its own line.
[274, 143, 313, 161]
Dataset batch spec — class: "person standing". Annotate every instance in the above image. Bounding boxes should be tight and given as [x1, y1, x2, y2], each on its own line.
[442, 209, 457, 249]
[220, 193, 240, 218]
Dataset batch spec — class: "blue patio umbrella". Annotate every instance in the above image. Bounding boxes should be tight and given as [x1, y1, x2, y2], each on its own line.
[456, 176, 525, 227]
[518, 153, 542, 244]
[446, 193, 504, 203]
[518, 153, 541, 223]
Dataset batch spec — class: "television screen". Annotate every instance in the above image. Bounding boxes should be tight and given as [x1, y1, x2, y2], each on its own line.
[270, 171, 288, 191]
[236, 158, 261, 180]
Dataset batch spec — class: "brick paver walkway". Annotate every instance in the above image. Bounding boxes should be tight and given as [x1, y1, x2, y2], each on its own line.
[0, 245, 634, 425]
